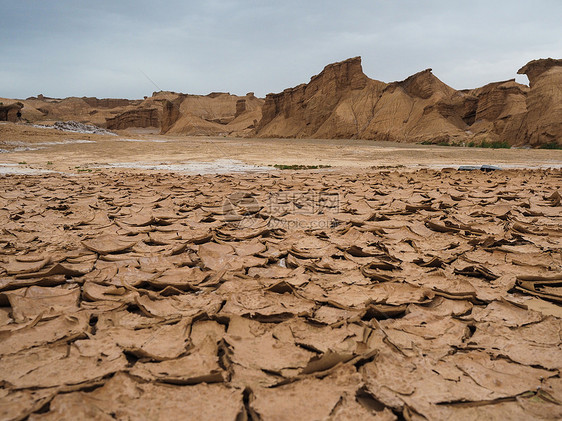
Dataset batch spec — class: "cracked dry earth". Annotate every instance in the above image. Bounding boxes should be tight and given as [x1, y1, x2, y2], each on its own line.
[0, 168, 561, 421]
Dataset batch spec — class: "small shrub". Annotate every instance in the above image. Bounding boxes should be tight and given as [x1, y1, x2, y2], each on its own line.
[420, 140, 459, 147]
[479, 140, 510, 149]
[539, 141, 562, 150]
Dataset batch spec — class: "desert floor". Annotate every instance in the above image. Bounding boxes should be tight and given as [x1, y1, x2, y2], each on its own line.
[1, 122, 562, 174]
[1, 122, 562, 420]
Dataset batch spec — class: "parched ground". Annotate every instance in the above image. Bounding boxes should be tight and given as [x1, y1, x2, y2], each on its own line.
[1, 122, 562, 172]
[1, 165, 561, 420]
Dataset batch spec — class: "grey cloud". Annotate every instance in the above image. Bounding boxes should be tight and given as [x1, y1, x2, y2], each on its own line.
[0, 0, 560, 99]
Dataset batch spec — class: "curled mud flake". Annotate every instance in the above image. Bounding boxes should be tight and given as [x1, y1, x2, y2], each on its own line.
[411, 272, 477, 299]
[13, 261, 94, 279]
[134, 294, 188, 319]
[425, 220, 461, 233]
[1, 257, 51, 276]
[0, 344, 128, 389]
[544, 190, 561, 207]
[328, 391, 398, 420]
[81, 235, 138, 255]
[512, 222, 548, 236]
[362, 303, 408, 321]
[408, 296, 473, 317]
[198, 242, 240, 271]
[130, 336, 225, 384]
[467, 321, 562, 371]
[107, 266, 158, 287]
[146, 267, 207, 290]
[0, 312, 90, 355]
[454, 265, 499, 281]
[225, 330, 315, 382]
[447, 351, 556, 397]
[27, 372, 244, 421]
[0, 274, 67, 291]
[311, 305, 365, 325]
[221, 290, 315, 321]
[465, 299, 544, 327]
[100, 319, 190, 361]
[514, 274, 562, 303]
[5, 285, 81, 322]
[0, 389, 58, 421]
[413, 255, 446, 268]
[252, 365, 361, 420]
[82, 281, 137, 304]
[380, 313, 470, 358]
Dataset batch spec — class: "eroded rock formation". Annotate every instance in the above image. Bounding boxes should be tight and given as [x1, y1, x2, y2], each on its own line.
[258, 57, 377, 139]
[235, 99, 246, 118]
[255, 56, 561, 147]
[515, 58, 562, 146]
[6, 96, 139, 127]
[2, 57, 560, 145]
[465, 79, 528, 144]
[160, 98, 182, 134]
[160, 92, 263, 136]
[0, 102, 23, 122]
[81, 97, 141, 109]
[256, 58, 480, 143]
[105, 108, 160, 130]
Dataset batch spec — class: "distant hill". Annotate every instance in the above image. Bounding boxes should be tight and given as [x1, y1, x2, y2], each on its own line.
[1, 57, 560, 146]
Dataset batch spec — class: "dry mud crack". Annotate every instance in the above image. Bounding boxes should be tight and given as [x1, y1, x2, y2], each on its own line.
[0, 168, 561, 420]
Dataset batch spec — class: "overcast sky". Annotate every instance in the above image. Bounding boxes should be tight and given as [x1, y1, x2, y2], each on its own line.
[1, 1, 561, 99]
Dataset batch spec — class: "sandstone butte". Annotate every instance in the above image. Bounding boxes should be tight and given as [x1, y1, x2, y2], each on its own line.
[1, 57, 560, 146]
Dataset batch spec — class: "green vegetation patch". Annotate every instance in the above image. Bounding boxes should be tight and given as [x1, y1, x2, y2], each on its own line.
[478, 140, 510, 149]
[539, 141, 562, 150]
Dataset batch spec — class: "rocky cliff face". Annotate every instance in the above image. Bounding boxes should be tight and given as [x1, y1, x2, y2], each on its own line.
[235, 99, 246, 118]
[254, 56, 561, 147]
[6, 96, 142, 127]
[161, 92, 263, 136]
[359, 69, 469, 142]
[258, 57, 376, 139]
[471, 80, 527, 122]
[81, 97, 141, 109]
[160, 98, 182, 133]
[0, 102, 23, 122]
[2, 57, 560, 145]
[3, 90, 262, 136]
[466, 79, 528, 144]
[105, 108, 160, 130]
[256, 58, 475, 142]
[515, 58, 562, 146]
